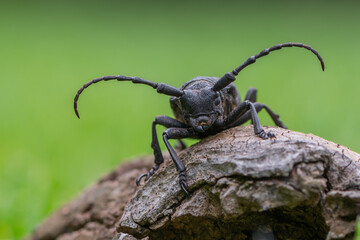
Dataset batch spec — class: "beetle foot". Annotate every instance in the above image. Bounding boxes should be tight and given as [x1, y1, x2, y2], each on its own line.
[275, 118, 288, 129]
[179, 170, 191, 197]
[136, 165, 159, 186]
[257, 130, 276, 139]
[267, 131, 275, 138]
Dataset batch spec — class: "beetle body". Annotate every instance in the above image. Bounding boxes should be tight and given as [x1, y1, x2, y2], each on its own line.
[74, 42, 325, 196]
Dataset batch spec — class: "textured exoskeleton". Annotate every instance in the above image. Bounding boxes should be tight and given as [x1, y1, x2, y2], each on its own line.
[74, 42, 325, 196]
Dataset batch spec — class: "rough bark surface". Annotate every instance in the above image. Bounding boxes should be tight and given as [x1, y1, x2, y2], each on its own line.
[27, 126, 360, 240]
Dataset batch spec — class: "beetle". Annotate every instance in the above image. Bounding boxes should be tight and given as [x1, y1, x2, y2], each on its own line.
[74, 42, 324, 196]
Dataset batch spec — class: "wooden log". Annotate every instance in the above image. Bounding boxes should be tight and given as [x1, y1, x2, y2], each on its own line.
[27, 126, 360, 240]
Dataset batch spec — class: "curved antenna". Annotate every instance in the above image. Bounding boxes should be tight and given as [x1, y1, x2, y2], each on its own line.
[212, 42, 325, 91]
[74, 75, 183, 118]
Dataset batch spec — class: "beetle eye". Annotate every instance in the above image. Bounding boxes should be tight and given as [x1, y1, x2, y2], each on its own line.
[214, 98, 220, 105]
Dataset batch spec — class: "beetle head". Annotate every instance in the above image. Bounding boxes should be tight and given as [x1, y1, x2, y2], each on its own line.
[179, 88, 223, 132]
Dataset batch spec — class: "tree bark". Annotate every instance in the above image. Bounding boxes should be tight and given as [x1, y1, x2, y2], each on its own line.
[27, 126, 360, 240]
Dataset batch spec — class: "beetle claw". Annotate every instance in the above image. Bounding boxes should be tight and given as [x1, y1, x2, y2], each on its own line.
[267, 131, 275, 138]
[136, 165, 160, 186]
[136, 173, 148, 186]
[257, 130, 269, 139]
[144, 173, 151, 181]
[180, 180, 191, 197]
[179, 170, 191, 196]
[257, 130, 276, 139]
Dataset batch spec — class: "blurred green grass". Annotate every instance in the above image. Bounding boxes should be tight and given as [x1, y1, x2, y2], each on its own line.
[0, 0, 359, 238]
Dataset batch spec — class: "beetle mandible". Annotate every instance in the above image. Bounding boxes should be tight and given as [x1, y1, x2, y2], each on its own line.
[74, 42, 325, 196]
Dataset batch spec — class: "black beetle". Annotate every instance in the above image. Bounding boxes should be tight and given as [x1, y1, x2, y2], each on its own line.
[74, 42, 324, 196]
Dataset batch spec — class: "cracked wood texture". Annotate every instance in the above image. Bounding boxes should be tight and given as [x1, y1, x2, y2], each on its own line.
[27, 126, 360, 240]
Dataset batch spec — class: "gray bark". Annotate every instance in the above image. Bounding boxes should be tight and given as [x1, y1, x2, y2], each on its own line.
[27, 126, 360, 240]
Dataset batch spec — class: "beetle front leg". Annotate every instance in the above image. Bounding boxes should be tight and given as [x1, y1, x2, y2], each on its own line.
[224, 100, 274, 139]
[163, 127, 197, 196]
[136, 116, 187, 186]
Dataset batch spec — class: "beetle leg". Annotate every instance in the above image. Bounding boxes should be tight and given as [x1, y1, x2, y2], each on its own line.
[244, 87, 257, 125]
[228, 102, 287, 130]
[175, 139, 187, 151]
[261, 104, 287, 129]
[243, 87, 287, 128]
[163, 127, 197, 196]
[136, 116, 188, 186]
[224, 101, 274, 139]
[244, 87, 258, 103]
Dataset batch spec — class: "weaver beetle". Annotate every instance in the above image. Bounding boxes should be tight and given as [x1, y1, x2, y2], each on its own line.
[74, 42, 324, 196]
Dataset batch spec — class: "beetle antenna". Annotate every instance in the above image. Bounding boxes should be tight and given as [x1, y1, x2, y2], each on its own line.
[212, 42, 325, 91]
[74, 75, 183, 118]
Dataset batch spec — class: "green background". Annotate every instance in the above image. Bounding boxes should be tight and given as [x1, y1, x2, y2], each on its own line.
[0, 0, 359, 238]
